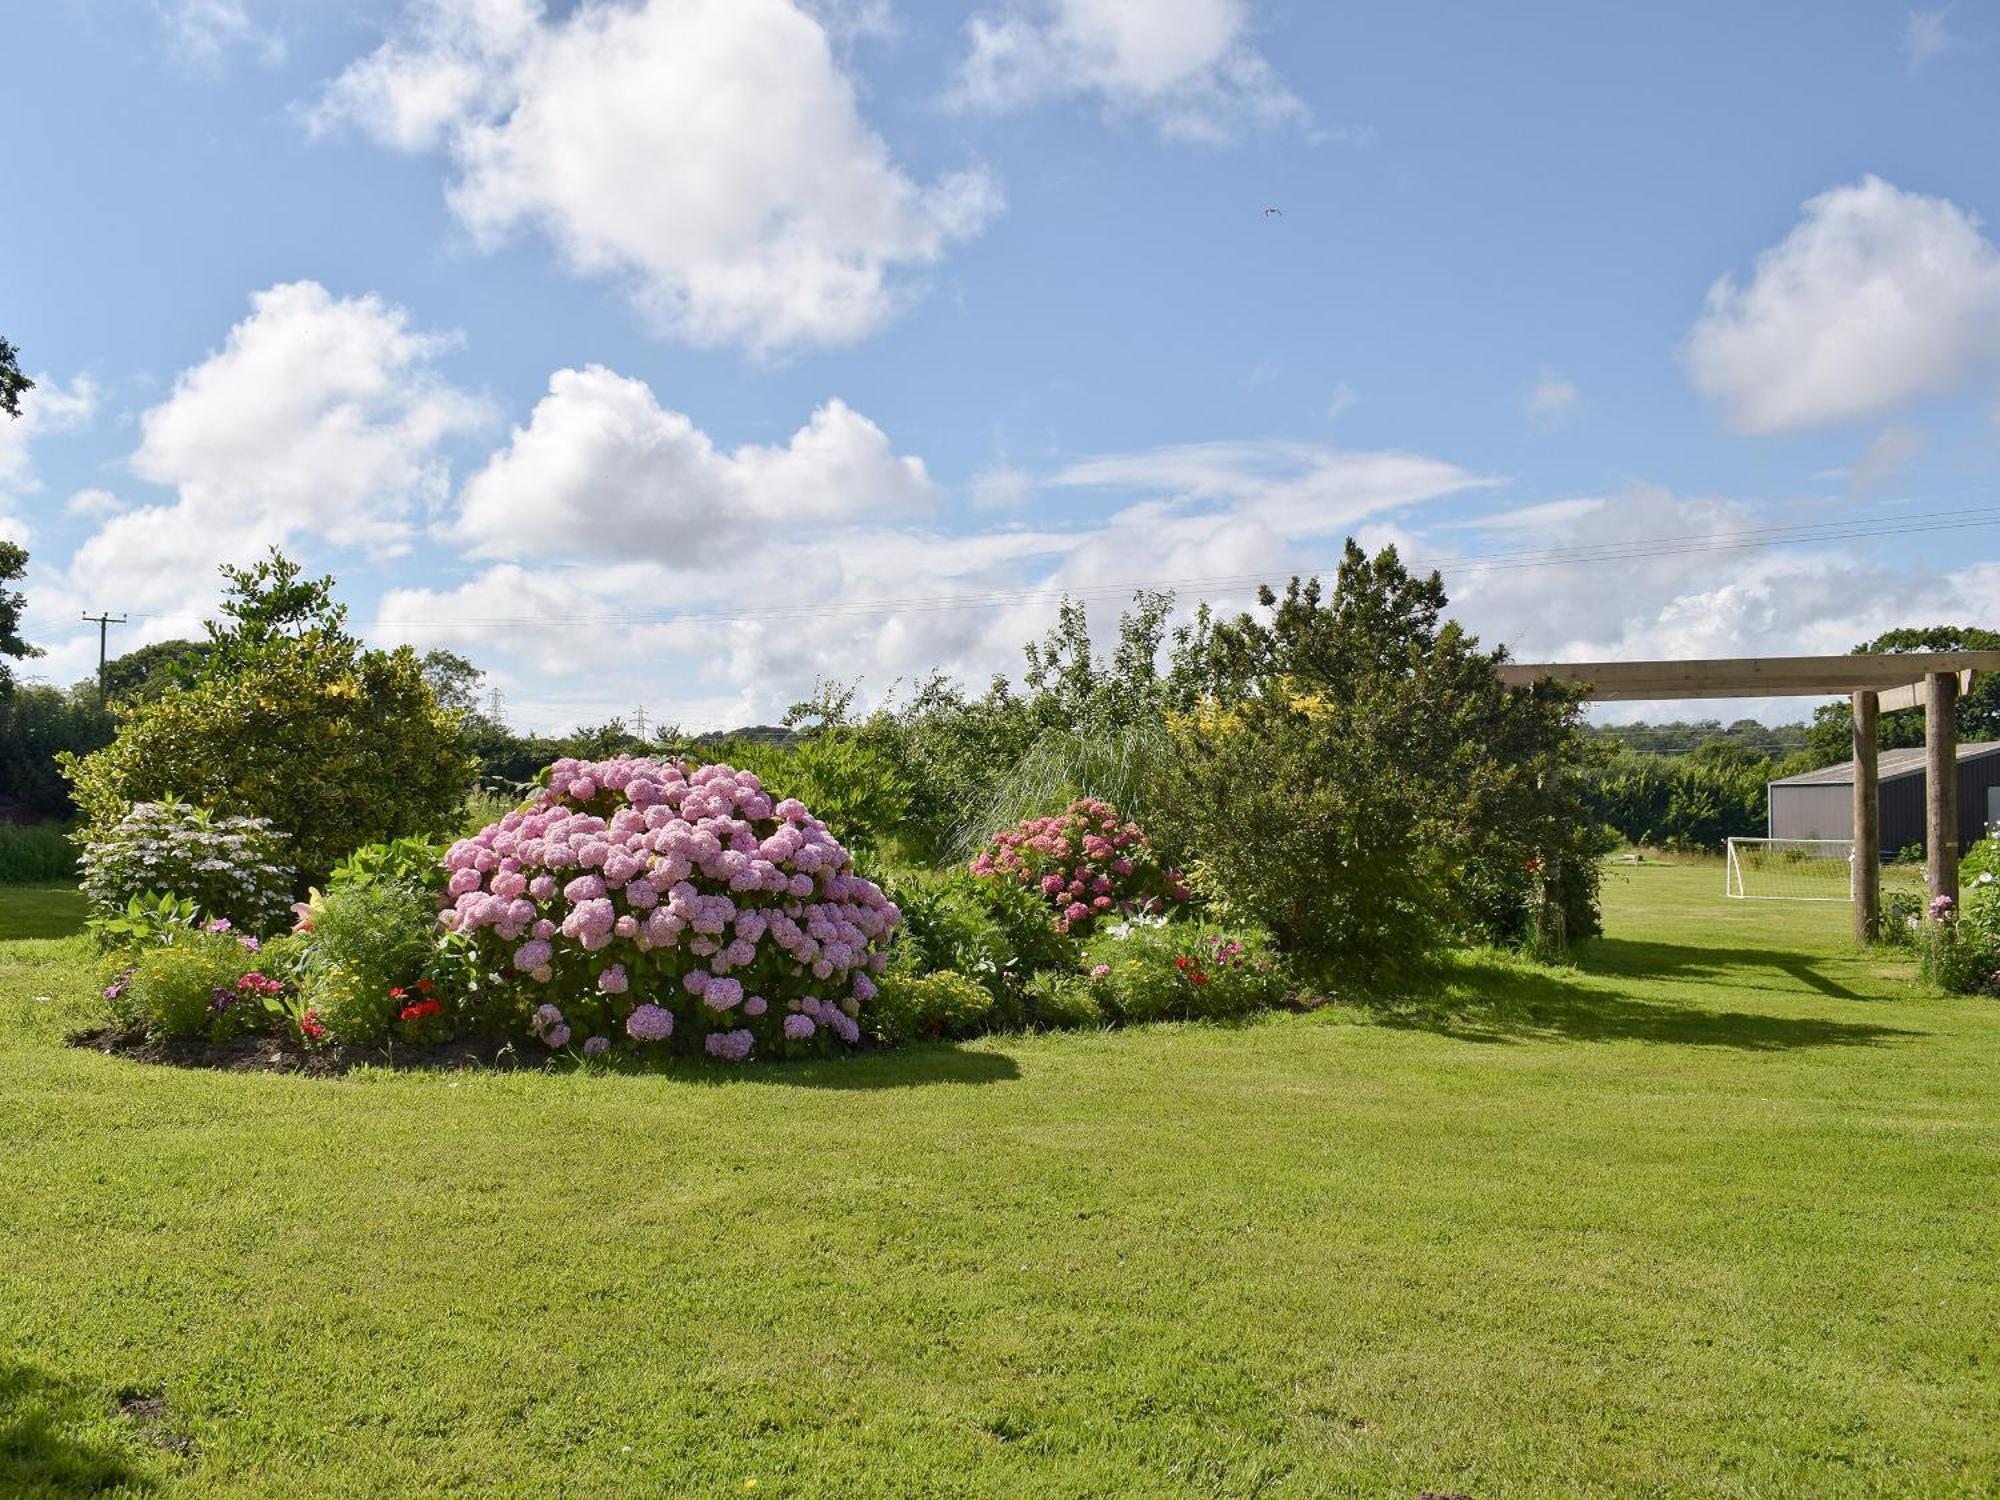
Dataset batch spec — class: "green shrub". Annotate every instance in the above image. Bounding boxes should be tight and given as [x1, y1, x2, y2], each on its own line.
[1153, 546, 1602, 983]
[327, 837, 448, 896]
[120, 933, 280, 1041]
[292, 882, 444, 1045]
[868, 970, 996, 1044]
[1918, 874, 1999, 995]
[1022, 970, 1106, 1030]
[888, 869, 1078, 1020]
[76, 799, 296, 936]
[61, 551, 471, 888]
[1963, 835, 2000, 887]
[721, 732, 912, 862]
[0, 821, 79, 883]
[1081, 921, 1292, 1024]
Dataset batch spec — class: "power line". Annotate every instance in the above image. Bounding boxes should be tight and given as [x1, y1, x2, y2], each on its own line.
[97, 502, 2000, 633]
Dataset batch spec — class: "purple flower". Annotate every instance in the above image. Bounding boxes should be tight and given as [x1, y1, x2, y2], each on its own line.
[582, 1035, 611, 1058]
[625, 1004, 673, 1042]
[704, 1028, 754, 1061]
[544, 1023, 572, 1049]
[783, 1013, 816, 1040]
[597, 963, 629, 995]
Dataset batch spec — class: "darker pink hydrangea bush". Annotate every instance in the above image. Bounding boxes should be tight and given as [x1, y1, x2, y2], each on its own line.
[970, 797, 1187, 934]
[442, 756, 898, 1061]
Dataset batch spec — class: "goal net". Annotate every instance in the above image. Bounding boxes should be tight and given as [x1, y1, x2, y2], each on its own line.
[1725, 838, 1854, 902]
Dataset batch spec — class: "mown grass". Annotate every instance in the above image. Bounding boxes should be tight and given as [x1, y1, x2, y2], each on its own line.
[1, 865, 1995, 1497]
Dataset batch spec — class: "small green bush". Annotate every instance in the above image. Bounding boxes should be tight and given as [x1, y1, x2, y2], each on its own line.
[292, 882, 444, 1045]
[868, 970, 995, 1044]
[120, 933, 279, 1041]
[1081, 922, 1293, 1024]
[1023, 970, 1106, 1030]
[888, 869, 1078, 1021]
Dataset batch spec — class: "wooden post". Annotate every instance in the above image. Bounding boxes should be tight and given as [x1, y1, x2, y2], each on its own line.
[1925, 671, 1959, 915]
[1852, 690, 1879, 941]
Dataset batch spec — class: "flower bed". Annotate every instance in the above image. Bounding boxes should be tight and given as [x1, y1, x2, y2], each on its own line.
[443, 757, 900, 1061]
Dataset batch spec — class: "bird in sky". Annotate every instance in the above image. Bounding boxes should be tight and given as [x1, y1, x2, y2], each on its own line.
[1263, 206, 1282, 216]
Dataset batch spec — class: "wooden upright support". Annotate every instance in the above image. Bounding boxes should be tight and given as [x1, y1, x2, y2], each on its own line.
[1925, 671, 1959, 915]
[1852, 690, 1879, 941]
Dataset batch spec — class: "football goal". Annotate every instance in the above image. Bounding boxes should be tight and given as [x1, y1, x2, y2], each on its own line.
[1724, 837, 1854, 902]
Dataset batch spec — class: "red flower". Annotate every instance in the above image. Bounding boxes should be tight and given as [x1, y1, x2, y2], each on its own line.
[399, 998, 443, 1023]
[388, 987, 408, 1000]
[1190, 970, 1209, 986]
[1524, 856, 1544, 873]
[415, 979, 434, 994]
[1175, 956, 1192, 971]
[300, 1009, 325, 1041]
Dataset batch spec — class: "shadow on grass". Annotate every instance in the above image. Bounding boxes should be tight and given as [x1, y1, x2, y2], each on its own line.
[1370, 952, 1921, 1050]
[0, 1363, 153, 1497]
[1580, 937, 1873, 1001]
[697, 1043, 1020, 1090]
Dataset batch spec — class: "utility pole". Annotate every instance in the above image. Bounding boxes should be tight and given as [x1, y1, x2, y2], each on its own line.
[632, 704, 650, 739]
[81, 611, 126, 695]
[486, 685, 506, 726]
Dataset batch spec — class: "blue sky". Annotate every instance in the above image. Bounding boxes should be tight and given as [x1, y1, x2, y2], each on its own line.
[4, 0, 1999, 730]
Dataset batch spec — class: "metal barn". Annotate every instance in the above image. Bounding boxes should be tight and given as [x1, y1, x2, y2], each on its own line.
[1767, 740, 2000, 854]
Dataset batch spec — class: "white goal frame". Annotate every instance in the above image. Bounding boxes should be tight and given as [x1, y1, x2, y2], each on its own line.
[1724, 837, 1854, 902]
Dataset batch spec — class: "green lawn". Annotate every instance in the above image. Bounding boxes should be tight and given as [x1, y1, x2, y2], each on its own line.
[2, 866, 1995, 1497]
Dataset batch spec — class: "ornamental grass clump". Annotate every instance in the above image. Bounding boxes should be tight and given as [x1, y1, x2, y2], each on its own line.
[970, 797, 1185, 934]
[444, 756, 900, 1062]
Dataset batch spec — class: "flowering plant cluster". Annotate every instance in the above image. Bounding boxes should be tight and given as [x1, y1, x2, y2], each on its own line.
[970, 798, 1186, 934]
[442, 756, 900, 1062]
[78, 800, 297, 938]
[1918, 869, 2000, 996]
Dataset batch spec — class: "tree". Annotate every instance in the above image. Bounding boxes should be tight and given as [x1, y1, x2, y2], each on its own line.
[61, 549, 473, 887]
[0, 542, 44, 700]
[0, 337, 30, 420]
[1153, 543, 1601, 980]
[1805, 627, 2000, 765]
[99, 639, 211, 702]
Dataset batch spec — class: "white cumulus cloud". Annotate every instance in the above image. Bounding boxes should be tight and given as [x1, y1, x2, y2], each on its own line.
[311, 0, 999, 355]
[1683, 176, 2000, 434]
[451, 366, 933, 564]
[953, 0, 1305, 143]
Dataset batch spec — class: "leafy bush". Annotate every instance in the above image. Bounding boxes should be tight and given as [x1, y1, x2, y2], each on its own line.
[0, 821, 77, 883]
[1963, 834, 2000, 888]
[724, 733, 912, 862]
[327, 837, 449, 896]
[972, 797, 1184, 935]
[115, 932, 286, 1041]
[1021, 970, 1106, 1030]
[76, 800, 295, 936]
[1916, 875, 2000, 995]
[1081, 921, 1292, 1024]
[85, 891, 200, 951]
[888, 869, 1078, 1020]
[291, 882, 447, 1046]
[445, 756, 899, 1062]
[1154, 545, 1602, 983]
[868, 970, 996, 1044]
[61, 551, 471, 887]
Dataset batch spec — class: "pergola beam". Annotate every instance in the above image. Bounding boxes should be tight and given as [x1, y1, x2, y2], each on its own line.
[1498, 651, 2000, 701]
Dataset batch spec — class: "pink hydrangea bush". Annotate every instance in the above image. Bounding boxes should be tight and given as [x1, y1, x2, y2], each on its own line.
[441, 756, 898, 1061]
[970, 797, 1188, 934]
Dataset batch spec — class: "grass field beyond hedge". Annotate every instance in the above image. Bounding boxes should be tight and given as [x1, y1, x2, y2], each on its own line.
[2, 864, 1996, 1497]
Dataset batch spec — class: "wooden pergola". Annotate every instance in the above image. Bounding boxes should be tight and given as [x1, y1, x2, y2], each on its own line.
[1499, 651, 2000, 939]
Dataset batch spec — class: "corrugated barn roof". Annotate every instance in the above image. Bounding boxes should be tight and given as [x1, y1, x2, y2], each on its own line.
[1770, 740, 2000, 787]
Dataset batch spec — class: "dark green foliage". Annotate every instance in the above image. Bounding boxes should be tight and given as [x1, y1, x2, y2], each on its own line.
[720, 732, 912, 862]
[328, 837, 449, 896]
[1805, 627, 2000, 766]
[0, 683, 114, 820]
[98, 638, 211, 702]
[1586, 717, 1809, 757]
[868, 970, 996, 1044]
[1581, 740, 1805, 852]
[0, 542, 42, 701]
[1153, 544, 1603, 982]
[0, 336, 29, 418]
